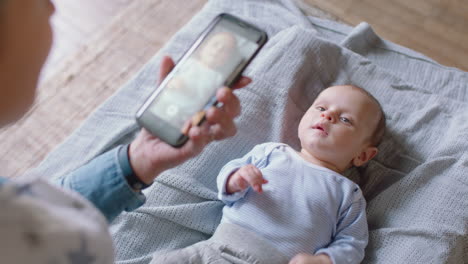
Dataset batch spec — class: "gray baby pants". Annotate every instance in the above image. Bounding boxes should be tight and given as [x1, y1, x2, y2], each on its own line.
[150, 222, 288, 264]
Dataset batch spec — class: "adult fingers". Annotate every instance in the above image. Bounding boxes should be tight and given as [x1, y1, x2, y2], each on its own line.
[174, 125, 210, 160]
[167, 119, 215, 162]
[158, 56, 175, 84]
[215, 87, 241, 118]
[220, 122, 236, 140]
[231, 76, 252, 90]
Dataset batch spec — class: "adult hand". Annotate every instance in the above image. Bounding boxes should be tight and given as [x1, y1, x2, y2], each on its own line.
[289, 253, 332, 264]
[129, 56, 251, 184]
[226, 164, 268, 194]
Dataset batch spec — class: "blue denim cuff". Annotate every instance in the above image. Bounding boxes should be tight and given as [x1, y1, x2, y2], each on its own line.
[118, 144, 153, 190]
[55, 146, 146, 223]
[0, 177, 8, 185]
[118, 144, 134, 177]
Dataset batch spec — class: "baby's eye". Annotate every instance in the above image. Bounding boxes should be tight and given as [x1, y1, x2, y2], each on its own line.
[316, 106, 326, 111]
[340, 117, 352, 124]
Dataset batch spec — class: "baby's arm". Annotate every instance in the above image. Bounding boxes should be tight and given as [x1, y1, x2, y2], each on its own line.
[314, 188, 368, 264]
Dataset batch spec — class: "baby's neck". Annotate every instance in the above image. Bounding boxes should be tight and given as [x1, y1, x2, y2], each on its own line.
[298, 149, 342, 174]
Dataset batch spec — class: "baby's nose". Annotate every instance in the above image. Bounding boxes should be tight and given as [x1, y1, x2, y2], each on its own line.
[321, 113, 333, 121]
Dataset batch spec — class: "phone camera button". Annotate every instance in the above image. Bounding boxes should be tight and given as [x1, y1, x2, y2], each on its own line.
[166, 105, 179, 116]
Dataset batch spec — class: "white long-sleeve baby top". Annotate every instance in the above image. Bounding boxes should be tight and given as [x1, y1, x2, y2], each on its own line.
[217, 142, 368, 264]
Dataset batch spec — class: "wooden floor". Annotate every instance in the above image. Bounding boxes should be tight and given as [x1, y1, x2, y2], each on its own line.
[42, 0, 132, 80]
[45, 0, 468, 78]
[303, 0, 468, 71]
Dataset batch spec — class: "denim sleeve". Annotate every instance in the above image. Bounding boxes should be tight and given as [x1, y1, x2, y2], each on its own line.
[55, 145, 146, 223]
[0, 177, 8, 185]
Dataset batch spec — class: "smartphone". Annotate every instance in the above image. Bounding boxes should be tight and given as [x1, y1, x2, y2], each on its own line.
[136, 13, 268, 147]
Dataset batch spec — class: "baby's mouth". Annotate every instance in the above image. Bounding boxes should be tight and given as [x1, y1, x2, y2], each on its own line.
[312, 124, 328, 135]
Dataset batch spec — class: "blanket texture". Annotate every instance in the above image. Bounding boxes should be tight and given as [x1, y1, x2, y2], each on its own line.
[31, 0, 468, 263]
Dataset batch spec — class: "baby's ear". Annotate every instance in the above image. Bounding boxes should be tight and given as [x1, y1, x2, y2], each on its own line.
[352, 146, 378, 167]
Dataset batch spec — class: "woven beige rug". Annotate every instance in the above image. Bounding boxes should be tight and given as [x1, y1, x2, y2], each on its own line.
[0, 0, 206, 177]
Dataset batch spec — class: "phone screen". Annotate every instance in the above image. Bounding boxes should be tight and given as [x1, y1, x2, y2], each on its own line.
[147, 16, 261, 133]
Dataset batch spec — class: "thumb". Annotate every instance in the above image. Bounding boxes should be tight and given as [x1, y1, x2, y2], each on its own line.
[159, 55, 175, 84]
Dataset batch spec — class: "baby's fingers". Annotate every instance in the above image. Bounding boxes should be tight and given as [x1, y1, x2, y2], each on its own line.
[240, 165, 268, 193]
[240, 178, 251, 191]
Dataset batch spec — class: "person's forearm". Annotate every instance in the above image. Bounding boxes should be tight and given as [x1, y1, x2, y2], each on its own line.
[54, 146, 145, 223]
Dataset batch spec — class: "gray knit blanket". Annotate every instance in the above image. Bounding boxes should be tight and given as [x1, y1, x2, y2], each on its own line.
[32, 0, 468, 263]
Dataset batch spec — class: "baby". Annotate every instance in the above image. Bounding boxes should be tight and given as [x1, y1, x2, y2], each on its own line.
[151, 85, 386, 264]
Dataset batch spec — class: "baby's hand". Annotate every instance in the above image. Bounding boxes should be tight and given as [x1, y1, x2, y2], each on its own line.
[289, 253, 332, 264]
[226, 164, 268, 194]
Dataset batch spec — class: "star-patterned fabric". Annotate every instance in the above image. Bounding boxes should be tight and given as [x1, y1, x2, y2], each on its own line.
[0, 178, 114, 263]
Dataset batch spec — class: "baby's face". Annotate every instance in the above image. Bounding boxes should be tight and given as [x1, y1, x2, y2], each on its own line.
[197, 32, 236, 69]
[298, 85, 380, 172]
